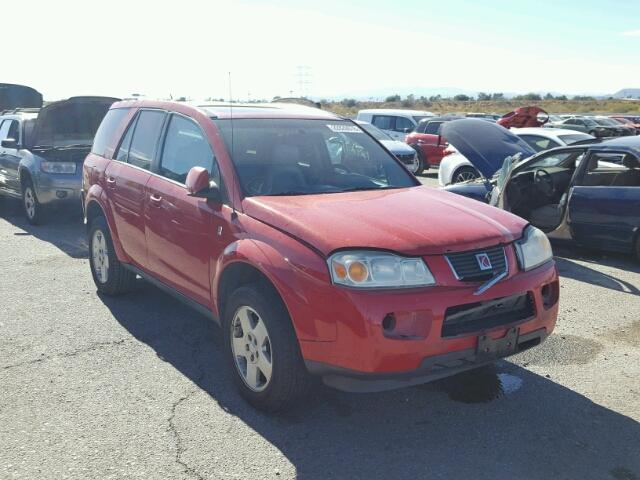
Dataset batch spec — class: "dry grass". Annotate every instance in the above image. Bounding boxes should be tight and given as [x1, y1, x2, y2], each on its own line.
[322, 99, 640, 118]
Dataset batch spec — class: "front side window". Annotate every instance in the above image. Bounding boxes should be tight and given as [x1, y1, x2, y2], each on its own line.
[394, 116, 414, 133]
[127, 110, 166, 171]
[159, 115, 217, 184]
[213, 119, 416, 197]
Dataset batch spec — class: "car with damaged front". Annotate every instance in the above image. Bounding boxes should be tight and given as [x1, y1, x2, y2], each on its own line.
[0, 96, 119, 223]
[442, 119, 640, 259]
[83, 101, 559, 412]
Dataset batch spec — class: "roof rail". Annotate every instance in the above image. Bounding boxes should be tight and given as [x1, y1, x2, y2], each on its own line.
[0, 107, 40, 115]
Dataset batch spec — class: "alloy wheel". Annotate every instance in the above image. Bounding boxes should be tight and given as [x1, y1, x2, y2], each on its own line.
[24, 187, 36, 220]
[455, 169, 479, 183]
[231, 306, 273, 392]
[91, 229, 109, 284]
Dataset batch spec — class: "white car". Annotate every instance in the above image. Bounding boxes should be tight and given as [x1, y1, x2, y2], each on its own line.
[356, 109, 434, 141]
[356, 121, 420, 173]
[438, 127, 595, 186]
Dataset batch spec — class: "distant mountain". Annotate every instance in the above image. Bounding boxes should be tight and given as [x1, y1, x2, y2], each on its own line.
[613, 88, 640, 99]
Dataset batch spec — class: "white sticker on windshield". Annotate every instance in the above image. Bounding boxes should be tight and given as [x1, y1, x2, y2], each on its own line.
[326, 124, 362, 133]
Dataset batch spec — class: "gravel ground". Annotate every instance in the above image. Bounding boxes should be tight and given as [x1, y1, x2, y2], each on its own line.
[1, 181, 639, 480]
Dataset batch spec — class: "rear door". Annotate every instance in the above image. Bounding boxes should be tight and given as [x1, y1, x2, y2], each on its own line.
[0, 119, 21, 192]
[568, 151, 640, 252]
[145, 113, 231, 306]
[105, 109, 166, 268]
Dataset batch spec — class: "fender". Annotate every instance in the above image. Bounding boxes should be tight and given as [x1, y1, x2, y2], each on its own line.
[85, 183, 130, 263]
[212, 237, 337, 342]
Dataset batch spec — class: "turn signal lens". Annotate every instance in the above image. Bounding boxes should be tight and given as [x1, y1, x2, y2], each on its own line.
[332, 261, 347, 280]
[348, 261, 369, 283]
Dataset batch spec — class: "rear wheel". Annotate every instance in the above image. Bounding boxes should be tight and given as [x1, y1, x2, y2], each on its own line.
[22, 179, 45, 225]
[452, 166, 480, 184]
[223, 284, 312, 412]
[88, 215, 136, 295]
[412, 147, 427, 176]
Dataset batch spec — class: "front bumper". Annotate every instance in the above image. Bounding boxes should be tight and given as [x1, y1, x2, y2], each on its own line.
[33, 170, 82, 206]
[306, 327, 548, 392]
[298, 249, 559, 387]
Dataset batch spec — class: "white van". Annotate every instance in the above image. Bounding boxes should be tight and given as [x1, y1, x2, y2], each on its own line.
[356, 109, 435, 140]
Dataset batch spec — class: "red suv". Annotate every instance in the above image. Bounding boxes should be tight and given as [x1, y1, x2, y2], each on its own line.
[405, 117, 460, 173]
[83, 100, 559, 412]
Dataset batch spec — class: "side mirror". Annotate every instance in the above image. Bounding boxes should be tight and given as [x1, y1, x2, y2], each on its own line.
[1, 138, 18, 149]
[185, 166, 222, 201]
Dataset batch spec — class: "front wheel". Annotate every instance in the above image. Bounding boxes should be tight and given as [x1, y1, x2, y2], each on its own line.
[412, 147, 427, 176]
[223, 284, 312, 412]
[88, 215, 136, 295]
[452, 166, 480, 184]
[22, 179, 45, 225]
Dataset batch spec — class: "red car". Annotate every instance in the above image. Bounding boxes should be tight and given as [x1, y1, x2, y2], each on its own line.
[83, 100, 559, 411]
[404, 117, 459, 173]
[610, 116, 640, 134]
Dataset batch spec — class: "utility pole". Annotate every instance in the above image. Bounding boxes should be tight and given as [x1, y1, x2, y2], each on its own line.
[295, 65, 312, 98]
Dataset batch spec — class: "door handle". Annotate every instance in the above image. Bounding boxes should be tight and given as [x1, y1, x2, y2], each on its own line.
[149, 193, 163, 206]
[106, 177, 116, 188]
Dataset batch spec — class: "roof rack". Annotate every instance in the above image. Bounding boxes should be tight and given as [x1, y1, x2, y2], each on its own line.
[0, 107, 40, 115]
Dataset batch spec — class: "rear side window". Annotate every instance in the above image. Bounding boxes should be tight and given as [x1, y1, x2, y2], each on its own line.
[371, 115, 393, 130]
[127, 110, 166, 170]
[159, 115, 216, 184]
[423, 121, 442, 135]
[91, 108, 131, 156]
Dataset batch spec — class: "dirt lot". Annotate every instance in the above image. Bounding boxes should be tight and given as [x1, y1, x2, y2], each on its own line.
[1, 180, 639, 480]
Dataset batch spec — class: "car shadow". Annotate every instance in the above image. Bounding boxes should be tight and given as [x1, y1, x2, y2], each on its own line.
[553, 243, 640, 296]
[0, 197, 87, 258]
[99, 281, 640, 480]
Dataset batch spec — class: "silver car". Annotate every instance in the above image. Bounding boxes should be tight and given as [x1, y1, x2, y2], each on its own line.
[0, 96, 118, 224]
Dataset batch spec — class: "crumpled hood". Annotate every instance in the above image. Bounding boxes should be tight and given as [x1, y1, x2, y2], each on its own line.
[380, 139, 416, 155]
[29, 96, 120, 148]
[243, 186, 527, 256]
[441, 119, 536, 178]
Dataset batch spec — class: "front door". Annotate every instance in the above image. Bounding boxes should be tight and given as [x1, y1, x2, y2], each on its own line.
[568, 151, 640, 252]
[105, 109, 166, 268]
[0, 119, 22, 193]
[145, 113, 231, 307]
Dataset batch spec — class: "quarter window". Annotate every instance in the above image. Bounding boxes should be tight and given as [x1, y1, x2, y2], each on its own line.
[115, 118, 135, 162]
[159, 115, 217, 185]
[127, 110, 166, 170]
[91, 108, 130, 156]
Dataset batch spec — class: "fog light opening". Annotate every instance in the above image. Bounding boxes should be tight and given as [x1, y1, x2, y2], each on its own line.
[56, 190, 68, 199]
[382, 314, 396, 333]
[541, 280, 559, 310]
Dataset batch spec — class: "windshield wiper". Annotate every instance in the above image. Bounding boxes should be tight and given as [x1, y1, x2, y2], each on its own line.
[338, 185, 402, 193]
[266, 191, 314, 196]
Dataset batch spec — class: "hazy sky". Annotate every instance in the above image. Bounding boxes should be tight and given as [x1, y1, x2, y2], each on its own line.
[5, 0, 640, 101]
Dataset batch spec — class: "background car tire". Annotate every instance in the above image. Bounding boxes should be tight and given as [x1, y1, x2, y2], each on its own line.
[88, 215, 136, 295]
[22, 178, 45, 225]
[411, 147, 427, 176]
[452, 166, 480, 184]
[223, 283, 312, 412]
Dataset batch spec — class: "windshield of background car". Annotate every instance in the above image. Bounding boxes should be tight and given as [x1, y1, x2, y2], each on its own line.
[360, 122, 393, 141]
[213, 119, 417, 196]
[557, 133, 593, 144]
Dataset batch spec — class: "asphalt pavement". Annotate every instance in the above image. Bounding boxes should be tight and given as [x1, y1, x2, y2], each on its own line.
[1, 177, 639, 480]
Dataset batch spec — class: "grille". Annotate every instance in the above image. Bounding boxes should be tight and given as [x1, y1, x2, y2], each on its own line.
[446, 245, 506, 282]
[396, 153, 416, 164]
[442, 292, 535, 337]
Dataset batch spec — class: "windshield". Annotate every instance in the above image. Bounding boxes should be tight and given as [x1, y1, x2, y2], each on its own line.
[213, 119, 417, 197]
[593, 119, 614, 126]
[358, 122, 393, 141]
[558, 133, 593, 144]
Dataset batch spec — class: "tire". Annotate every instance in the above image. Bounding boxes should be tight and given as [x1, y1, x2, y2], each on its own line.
[22, 178, 45, 225]
[88, 215, 136, 295]
[223, 284, 312, 412]
[452, 166, 480, 184]
[412, 147, 427, 176]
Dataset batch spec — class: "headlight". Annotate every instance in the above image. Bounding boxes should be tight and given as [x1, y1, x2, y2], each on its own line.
[41, 162, 77, 174]
[514, 226, 553, 271]
[328, 250, 435, 288]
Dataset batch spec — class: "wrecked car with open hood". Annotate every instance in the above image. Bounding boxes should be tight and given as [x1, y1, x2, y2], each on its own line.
[442, 119, 640, 259]
[0, 95, 119, 224]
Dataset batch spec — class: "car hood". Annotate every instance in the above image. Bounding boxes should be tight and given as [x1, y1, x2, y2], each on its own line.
[28, 96, 120, 148]
[379, 139, 416, 155]
[243, 186, 526, 256]
[0, 83, 43, 110]
[441, 119, 536, 178]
